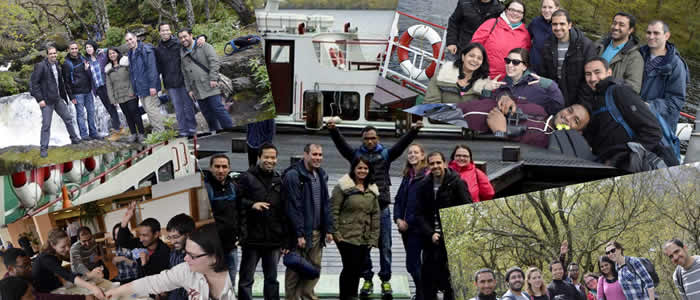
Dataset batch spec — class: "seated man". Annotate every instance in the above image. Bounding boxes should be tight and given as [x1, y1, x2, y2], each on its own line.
[70, 226, 109, 279]
[457, 95, 592, 149]
[580, 57, 677, 171]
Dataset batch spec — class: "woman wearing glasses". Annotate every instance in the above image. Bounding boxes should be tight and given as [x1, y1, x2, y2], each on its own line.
[471, 0, 531, 79]
[596, 255, 625, 300]
[448, 144, 494, 202]
[483, 48, 565, 116]
[106, 224, 235, 300]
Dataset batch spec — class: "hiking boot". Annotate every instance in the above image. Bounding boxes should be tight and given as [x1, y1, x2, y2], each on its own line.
[137, 134, 146, 143]
[127, 134, 138, 143]
[71, 138, 82, 145]
[359, 280, 373, 298]
[107, 129, 122, 142]
[381, 281, 393, 296]
[40, 149, 48, 158]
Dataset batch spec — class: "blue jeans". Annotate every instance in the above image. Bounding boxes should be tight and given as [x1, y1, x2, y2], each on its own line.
[227, 248, 239, 285]
[168, 87, 197, 136]
[74, 93, 98, 138]
[362, 207, 392, 282]
[198, 94, 233, 131]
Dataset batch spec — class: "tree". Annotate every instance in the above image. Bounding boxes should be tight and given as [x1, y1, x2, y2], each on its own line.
[221, 0, 255, 25]
[91, 0, 110, 39]
[184, 0, 195, 28]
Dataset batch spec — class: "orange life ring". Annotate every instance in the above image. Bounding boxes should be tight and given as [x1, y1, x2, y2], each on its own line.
[397, 24, 442, 81]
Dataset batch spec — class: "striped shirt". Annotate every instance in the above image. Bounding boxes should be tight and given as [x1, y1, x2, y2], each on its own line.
[557, 41, 570, 79]
[311, 170, 322, 229]
[674, 256, 700, 300]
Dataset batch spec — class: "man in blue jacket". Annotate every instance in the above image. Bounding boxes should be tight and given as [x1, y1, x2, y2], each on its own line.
[639, 20, 690, 137]
[126, 32, 164, 133]
[283, 144, 333, 300]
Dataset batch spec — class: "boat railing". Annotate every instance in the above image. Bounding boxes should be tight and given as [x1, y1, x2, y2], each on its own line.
[312, 38, 388, 71]
[379, 11, 449, 92]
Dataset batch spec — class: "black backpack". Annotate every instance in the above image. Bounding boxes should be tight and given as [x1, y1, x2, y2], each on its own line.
[626, 256, 660, 288]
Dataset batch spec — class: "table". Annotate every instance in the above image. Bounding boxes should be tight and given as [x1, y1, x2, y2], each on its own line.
[51, 279, 150, 300]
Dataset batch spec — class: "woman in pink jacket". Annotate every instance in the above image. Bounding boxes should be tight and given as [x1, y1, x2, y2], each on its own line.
[596, 255, 626, 300]
[471, 0, 531, 79]
[448, 144, 494, 202]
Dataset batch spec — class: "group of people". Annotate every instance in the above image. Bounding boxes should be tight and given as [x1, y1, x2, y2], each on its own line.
[198, 118, 494, 300]
[1, 202, 236, 300]
[31, 23, 234, 157]
[428, 0, 689, 172]
[467, 239, 697, 300]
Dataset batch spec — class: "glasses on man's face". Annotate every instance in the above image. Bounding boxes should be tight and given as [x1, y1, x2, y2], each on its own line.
[508, 8, 524, 15]
[504, 58, 523, 66]
[167, 234, 182, 241]
[605, 248, 617, 255]
[185, 252, 208, 259]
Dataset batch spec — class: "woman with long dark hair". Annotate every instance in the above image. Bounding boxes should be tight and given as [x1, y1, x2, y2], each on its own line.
[106, 223, 235, 300]
[104, 47, 145, 143]
[330, 156, 380, 300]
[424, 43, 499, 103]
[448, 144, 494, 202]
[596, 256, 625, 300]
[484, 48, 565, 115]
[393, 143, 428, 300]
[31, 229, 105, 298]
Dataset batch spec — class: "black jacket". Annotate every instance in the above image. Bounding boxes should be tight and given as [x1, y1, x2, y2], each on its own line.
[116, 225, 171, 276]
[155, 36, 186, 89]
[582, 78, 662, 167]
[447, 0, 504, 50]
[62, 54, 93, 99]
[238, 165, 289, 248]
[415, 168, 471, 239]
[329, 127, 419, 209]
[32, 252, 77, 293]
[541, 26, 597, 106]
[30, 59, 68, 105]
[547, 280, 585, 300]
[203, 170, 241, 253]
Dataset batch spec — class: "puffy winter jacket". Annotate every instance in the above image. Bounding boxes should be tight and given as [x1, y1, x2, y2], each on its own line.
[541, 26, 597, 106]
[471, 13, 532, 79]
[105, 56, 135, 104]
[448, 160, 494, 202]
[238, 165, 289, 248]
[639, 42, 690, 133]
[424, 61, 490, 104]
[484, 70, 565, 115]
[595, 36, 644, 94]
[446, 0, 504, 51]
[330, 174, 380, 247]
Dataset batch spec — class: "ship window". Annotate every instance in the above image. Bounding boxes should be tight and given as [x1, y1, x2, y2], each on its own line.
[138, 172, 157, 188]
[303, 90, 360, 121]
[158, 161, 174, 182]
[365, 93, 399, 122]
[270, 45, 290, 63]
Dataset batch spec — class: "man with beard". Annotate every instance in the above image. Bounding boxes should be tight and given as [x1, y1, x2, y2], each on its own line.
[415, 152, 471, 300]
[469, 268, 500, 300]
[30, 45, 81, 158]
[547, 260, 585, 300]
[663, 239, 699, 300]
[202, 154, 241, 285]
[237, 143, 289, 300]
[166, 214, 196, 300]
[2, 249, 31, 279]
[595, 12, 644, 93]
[568, 263, 586, 295]
[63, 41, 101, 141]
[117, 202, 171, 276]
[502, 267, 529, 300]
[70, 227, 109, 279]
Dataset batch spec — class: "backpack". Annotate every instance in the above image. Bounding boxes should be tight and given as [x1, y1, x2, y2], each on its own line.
[592, 85, 681, 165]
[224, 35, 262, 56]
[626, 256, 660, 288]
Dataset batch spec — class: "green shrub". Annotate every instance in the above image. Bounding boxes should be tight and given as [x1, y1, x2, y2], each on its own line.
[0, 72, 20, 96]
[193, 17, 242, 46]
[104, 26, 126, 48]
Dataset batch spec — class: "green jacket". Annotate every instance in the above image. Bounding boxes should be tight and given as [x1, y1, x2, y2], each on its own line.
[596, 36, 644, 94]
[180, 42, 220, 100]
[104, 56, 134, 104]
[330, 174, 380, 247]
[424, 61, 489, 104]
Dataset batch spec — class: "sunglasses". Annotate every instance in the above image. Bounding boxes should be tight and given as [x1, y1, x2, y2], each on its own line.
[605, 248, 617, 255]
[504, 58, 524, 66]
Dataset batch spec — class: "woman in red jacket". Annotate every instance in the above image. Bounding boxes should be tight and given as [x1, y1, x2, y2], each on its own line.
[448, 144, 495, 202]
[471, 0, 531, 79]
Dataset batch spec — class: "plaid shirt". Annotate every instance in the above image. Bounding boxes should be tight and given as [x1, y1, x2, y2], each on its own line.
[168, 250, 188, 300]
[114, 247, 142, 281]
[617, 256, 654, 300]
[88, 59, 105, 88]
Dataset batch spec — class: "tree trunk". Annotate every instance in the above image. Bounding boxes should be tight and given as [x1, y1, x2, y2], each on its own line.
[65, 0, 92, 39]
[183, 0, 195, 28]
[91, 0, 110, 39]
[205, 0, 210, 22]
[169, 0, 180, 25]
[221, 0, 255, 25]
[148, 0, 179, 25]
[656, 0, 663, 11]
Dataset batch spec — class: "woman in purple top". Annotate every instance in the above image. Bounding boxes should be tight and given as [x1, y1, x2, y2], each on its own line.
[596, 255, 626, 300]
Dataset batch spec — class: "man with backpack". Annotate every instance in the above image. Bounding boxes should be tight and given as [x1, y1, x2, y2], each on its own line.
[605, 241, 656, 300]
[326, 119, 423, 297]
[64, 41, 101, 142]
[581, 57, 678, 172]
[663, 238, 700, 300]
